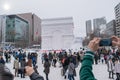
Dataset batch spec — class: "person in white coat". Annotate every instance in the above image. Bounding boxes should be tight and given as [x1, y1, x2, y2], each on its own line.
[107, 58, 114, 79]
[114, 59, 120, 80]
[14, 57, 19, 77]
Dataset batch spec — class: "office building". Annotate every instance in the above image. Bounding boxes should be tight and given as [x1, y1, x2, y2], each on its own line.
[115, 3, 120, 37]
[0, 15, 29, 47]
[86, 20, 92, 37]
[104, 20, 116, 37]
[93, 17, 106, 37]
[18, 13, 41, 46]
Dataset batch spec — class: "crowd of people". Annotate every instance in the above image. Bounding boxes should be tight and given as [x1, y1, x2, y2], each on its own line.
[0, 48, 81, 80]
[41, 50, 81, 80]
[0, 36, 120, 80]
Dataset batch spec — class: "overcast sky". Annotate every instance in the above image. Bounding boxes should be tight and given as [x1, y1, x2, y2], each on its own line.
[0, 0, 120, 37]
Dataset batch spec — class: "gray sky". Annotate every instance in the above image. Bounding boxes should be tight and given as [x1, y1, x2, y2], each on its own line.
[0, 0, 120, 37]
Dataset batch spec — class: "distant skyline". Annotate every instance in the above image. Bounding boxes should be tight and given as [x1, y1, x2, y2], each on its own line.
[0, 0, 120, 37]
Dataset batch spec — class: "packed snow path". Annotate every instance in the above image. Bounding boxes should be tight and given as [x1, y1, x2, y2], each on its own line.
[5, 53, 113, 80]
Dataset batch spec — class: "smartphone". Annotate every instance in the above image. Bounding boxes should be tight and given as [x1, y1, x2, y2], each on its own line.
[99, 38, 112, 46]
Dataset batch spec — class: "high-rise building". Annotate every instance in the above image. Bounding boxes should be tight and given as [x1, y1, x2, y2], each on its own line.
[86, 20, 92, 37]
[0, 15, 29, 47]
[93, 17, 106, 37]
[104, 20, 116, 37]
[115, 3, 120, 37]
[42, 17, 74, 50]
[18, 13, 41, 46]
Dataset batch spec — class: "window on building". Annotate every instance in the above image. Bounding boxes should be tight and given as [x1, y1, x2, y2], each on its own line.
[7, 24, 11, 28]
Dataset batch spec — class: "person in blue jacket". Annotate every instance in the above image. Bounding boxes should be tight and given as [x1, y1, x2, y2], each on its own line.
[0, 56, 5, 65]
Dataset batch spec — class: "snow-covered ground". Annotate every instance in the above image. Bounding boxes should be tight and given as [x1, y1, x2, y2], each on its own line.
[5, 53, 114, 80]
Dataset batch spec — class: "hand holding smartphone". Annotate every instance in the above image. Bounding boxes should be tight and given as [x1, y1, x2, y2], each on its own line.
[99, 38, 112, 46]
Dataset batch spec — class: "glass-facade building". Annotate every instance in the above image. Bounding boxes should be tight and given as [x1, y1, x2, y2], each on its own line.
[5, 15, 29, 47]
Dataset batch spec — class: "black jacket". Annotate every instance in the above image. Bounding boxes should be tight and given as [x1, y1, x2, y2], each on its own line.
[30, 72, 44, 80]
[0, 64, 14, 80]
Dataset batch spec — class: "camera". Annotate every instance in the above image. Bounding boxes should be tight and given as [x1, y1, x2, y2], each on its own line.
[99, 38, 112, 46]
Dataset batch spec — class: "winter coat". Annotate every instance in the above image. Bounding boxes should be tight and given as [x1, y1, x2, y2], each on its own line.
[44, 61, 50, 74]
[68, 62, 75, 75]
[63, 57, 69, 67]
[20, 60, 26, 68]
[107, 60, 114, 72]
[18, 53, 23, 62]
[0, 64, 14, 80]
[4, 52, 8, 58]
[20, 59, 26, 72]
[48, 53, 53, 61]
[80, 51, 96, 80]
[58, 53, 63, 60]
[53, 58, 57, 63]
[28, 53, 31, 59]
[30, 72, 44, 80]
[14, 60, 19, 69]
[0, 58, 5, 65]
[114, 62, 120, 73]
[32, 57, 36, 62]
